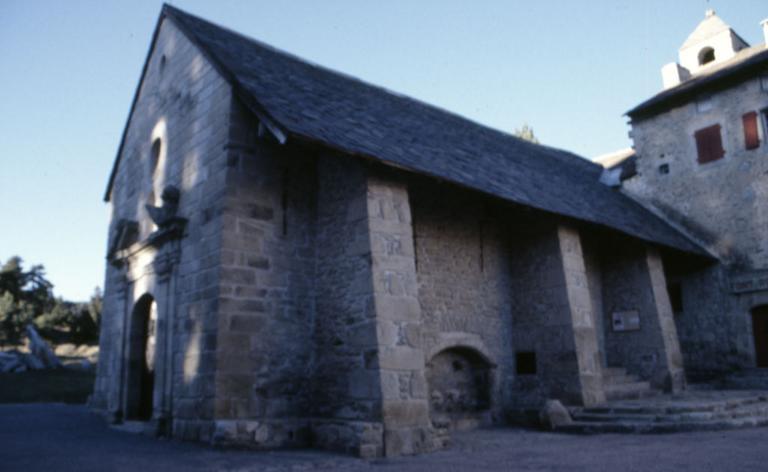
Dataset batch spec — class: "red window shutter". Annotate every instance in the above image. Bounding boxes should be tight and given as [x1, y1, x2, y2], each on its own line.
[743, 111, 760, 150]
[694, 124, 725, 164]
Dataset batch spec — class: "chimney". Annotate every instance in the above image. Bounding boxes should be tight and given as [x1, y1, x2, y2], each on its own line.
[762, 18, 768, 46]
[661, 62, 691, 89]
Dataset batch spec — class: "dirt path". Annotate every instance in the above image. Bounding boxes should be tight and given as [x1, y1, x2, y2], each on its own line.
[1, 404, 767, 471]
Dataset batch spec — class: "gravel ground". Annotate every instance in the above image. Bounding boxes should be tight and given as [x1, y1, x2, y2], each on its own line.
[1, 403, 768, 471]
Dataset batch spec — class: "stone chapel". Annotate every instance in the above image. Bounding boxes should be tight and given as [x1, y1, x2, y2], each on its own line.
[90, 5, 767, 457]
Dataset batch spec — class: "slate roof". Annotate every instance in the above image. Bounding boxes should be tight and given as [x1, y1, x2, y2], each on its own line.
[106, 5, 708, 256]
[627, 44, 768, 120]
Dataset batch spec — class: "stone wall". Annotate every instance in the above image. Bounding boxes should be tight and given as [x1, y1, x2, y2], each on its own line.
[670, 263, 758, 377]
[557, 226, 606, 404]
[210, 99, 317, 448]
[627, 76, 768, 269]
[311, 157, 385, 457]
[410, 184, 514, 418]
[507, 223, 594, 406]
[600, 242, 684, 391]
[626, 74, 768, 374]
[367, 175, 435, 456]
[93, 17, 233, 442]
[582, 239, 607, 367]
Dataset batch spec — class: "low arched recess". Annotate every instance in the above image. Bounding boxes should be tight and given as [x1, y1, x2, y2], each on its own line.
[426, 345, 494, 430]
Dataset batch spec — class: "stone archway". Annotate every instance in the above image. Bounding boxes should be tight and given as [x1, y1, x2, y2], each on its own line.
[125, 294, 158, 420]
[426, 346, 492, 431]
[751, 306, 768, 368]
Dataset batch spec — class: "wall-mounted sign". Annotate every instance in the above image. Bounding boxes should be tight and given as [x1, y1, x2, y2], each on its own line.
[612, 311, 640, 332]
[729, 270, 768, 294]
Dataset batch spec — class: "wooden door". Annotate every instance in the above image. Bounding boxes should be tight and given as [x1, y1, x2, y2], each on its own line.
[752, 308, 768, 368]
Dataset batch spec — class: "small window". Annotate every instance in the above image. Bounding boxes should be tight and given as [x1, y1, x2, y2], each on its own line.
[696, 97, 713, 113]
[516, 351, 537, 375]
[150, 138, 162, 175]
[760, 75, 768, 92]
[667, 282, 683, 314]
[698, 47, 716, 66]
[762, 108, 768, 141]
[658, 164, 670, 175]
[694, 124, 725, 164]
[743, 111, 760, 150]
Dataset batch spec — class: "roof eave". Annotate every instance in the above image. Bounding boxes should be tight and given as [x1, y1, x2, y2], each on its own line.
[287, 130, 710, 258]
[103, 9, 167, 202]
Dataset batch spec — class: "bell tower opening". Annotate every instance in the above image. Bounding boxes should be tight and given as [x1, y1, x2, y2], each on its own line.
[698, 47, 715, 66]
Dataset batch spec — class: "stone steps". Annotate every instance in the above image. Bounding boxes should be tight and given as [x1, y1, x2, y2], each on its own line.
[560, 391, 768, 434]
[583, 393, 768, 415]
[559, 416, 768, 434]
[722, 369, 768, 390]
[604, 381, 656, 401]
[601, 367, 657, 401]
[573, 403, 768, 423]
[602, 367, 630, 378]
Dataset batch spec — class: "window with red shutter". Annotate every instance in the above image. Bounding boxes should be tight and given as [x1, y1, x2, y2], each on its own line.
[694, 124, 725, 164]
[743, 112, 760, 150]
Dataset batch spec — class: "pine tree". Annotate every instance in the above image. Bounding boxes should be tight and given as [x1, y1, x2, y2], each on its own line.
[513, 123, 540, 144]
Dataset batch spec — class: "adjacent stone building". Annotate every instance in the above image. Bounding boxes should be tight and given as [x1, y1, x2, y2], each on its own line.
[92, 5, 719, 457]
[622, 10, 768, 380]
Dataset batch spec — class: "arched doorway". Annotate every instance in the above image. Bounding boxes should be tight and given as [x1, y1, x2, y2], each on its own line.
[426, 347, 492, 430]
[752, 306, 768, 368]
[125, 294, 158, 420]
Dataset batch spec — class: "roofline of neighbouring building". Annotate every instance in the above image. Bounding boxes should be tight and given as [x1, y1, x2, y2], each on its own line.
[626, 46, 768, 121]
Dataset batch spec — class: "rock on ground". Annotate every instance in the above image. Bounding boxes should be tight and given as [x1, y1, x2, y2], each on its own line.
[25, 325, 62, 369]
[539, 399, 573, 430]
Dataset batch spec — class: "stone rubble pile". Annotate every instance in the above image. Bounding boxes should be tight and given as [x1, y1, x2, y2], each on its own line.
[0, 325, 63, 373]
[0, 350, 46, 373]
[54, 343, 99, 364]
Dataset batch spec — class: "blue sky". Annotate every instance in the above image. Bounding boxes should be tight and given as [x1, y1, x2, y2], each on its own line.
[0, 0, 766, 300]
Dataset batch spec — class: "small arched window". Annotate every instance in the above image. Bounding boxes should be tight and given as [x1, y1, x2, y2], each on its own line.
[698, 47, 716, 66]
[150, 138, 162, 176]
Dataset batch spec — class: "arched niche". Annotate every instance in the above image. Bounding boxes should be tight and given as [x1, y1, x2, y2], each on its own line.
[426, 346, 493, 429]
